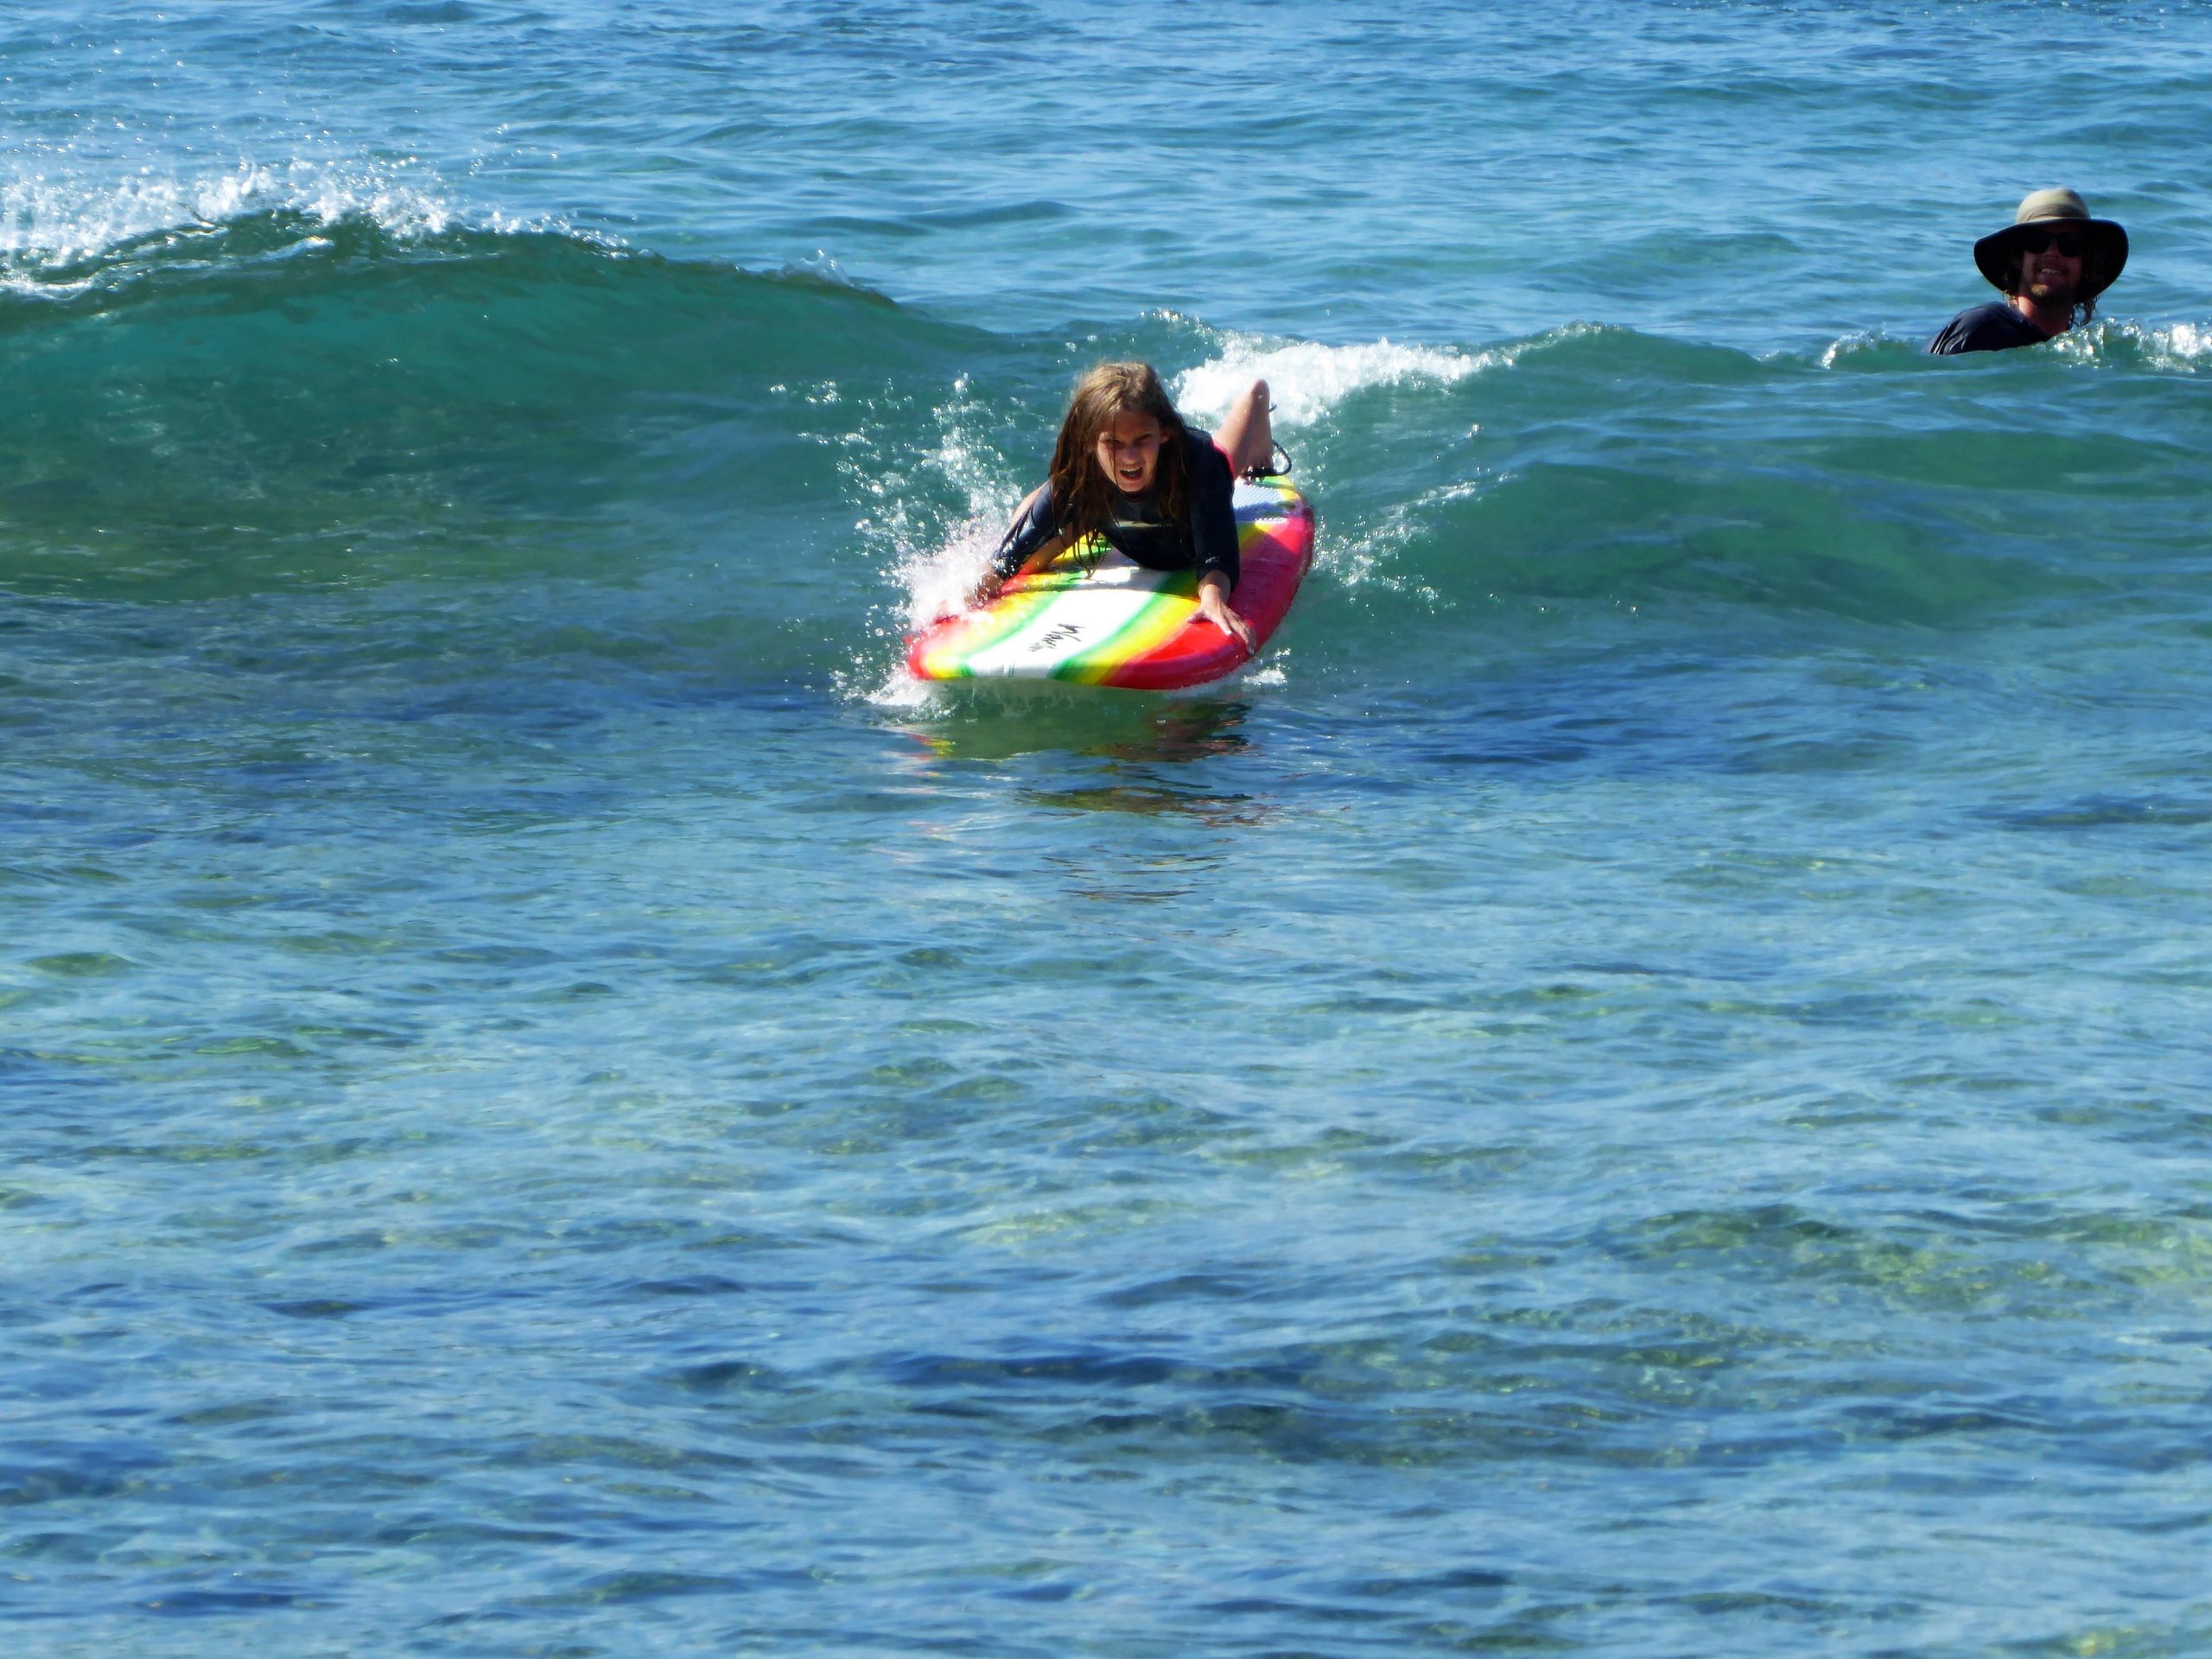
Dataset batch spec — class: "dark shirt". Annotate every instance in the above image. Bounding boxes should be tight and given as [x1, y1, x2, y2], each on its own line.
[992, 430, 1238, 587]
[1927, 301, 2051, 356]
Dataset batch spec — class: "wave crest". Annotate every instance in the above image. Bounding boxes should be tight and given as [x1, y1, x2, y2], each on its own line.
[1174, 334, 1507, 429]
[2058, 318, 2212, 372]
[0, 156, 499, 283]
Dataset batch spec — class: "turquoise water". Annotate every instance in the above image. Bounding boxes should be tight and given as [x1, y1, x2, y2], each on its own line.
[6, 3, 2212, 1655]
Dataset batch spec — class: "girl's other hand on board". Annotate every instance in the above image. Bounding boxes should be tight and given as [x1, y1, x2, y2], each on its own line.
[1198, 575, 1255, 650]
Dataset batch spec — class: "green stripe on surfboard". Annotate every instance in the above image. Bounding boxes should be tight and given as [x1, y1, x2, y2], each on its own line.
[932, 573, 1068, 677]
[1049, 569, 1198, 683]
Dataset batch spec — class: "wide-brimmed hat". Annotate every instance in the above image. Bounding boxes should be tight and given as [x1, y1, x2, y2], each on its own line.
[1974, 188, 2128, 300]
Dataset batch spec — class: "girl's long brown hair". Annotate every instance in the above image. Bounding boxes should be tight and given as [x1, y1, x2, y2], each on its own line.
[1047, 362, 1191, 543]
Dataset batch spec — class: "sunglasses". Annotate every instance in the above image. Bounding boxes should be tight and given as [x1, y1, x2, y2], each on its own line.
[2018, 229, 2086, 258]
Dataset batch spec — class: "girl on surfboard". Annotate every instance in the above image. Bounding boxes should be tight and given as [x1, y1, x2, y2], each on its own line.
[978, 362, 1274, 649]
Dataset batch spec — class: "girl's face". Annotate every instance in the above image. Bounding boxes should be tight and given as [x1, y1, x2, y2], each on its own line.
[1095, 410, 1164, 495]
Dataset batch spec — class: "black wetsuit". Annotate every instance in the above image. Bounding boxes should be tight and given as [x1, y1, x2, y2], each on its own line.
[1927, 302, 2050, 356]
[992, 430, 1239, 588]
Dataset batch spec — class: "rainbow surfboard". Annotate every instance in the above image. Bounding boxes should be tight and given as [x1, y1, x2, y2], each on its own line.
[906, 474, 1313, 690]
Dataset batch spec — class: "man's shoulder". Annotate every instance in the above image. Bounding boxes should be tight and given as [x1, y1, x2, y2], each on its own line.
[1927, 301, 2044, 356]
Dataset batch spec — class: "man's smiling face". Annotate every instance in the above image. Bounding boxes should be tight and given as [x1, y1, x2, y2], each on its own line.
[2016, 227, 2085, 308]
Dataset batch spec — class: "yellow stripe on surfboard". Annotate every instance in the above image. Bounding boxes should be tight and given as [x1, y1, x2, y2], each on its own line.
[912, 575, 1066, 679]
[1052, 575, 1198, 683]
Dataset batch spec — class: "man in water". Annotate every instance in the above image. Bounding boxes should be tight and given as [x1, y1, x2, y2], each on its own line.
[1927, 188, 2128, 355]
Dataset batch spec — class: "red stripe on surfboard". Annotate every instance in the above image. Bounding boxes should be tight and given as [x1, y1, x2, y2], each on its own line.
[1090, 514, 1313, 690]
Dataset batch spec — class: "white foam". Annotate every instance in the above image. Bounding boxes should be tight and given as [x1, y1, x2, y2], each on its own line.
[1173, 334, 1502, 429]
[1816, 330, 1904, 369]
[840, 377, 1030, 704]
[891, 512, 1001, 635]
[2141, 321, 2212, 370]
[838, 375, 1021, 638]
[0, 154, 566, 278]
[2038, 318, 2212, 372]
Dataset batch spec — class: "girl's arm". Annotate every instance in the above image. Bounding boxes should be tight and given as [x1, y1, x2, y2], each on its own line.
[971, 484, 1063, 604]
[1187, 438, 1253, 646]
[1186, 439, 1241, 594]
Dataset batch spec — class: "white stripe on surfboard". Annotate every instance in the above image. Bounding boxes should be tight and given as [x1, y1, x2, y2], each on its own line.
[961, 576, 1184, 678]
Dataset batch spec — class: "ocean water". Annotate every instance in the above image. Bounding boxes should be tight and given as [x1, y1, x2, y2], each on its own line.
[6, 3, 2212, 1655]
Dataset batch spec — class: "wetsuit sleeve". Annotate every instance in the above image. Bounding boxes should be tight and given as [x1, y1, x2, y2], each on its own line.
[990, 486, 1058, 581]
[1928, 302, 2044, 355]
[1186, 434, 1239, 590]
